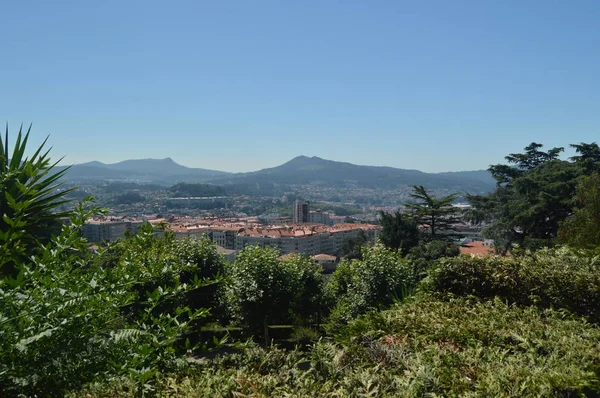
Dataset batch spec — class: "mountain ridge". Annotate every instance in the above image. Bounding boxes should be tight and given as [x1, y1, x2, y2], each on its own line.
[59, 155, 496, 193]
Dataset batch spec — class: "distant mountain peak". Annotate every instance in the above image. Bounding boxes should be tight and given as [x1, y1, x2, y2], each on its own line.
[283, 155, 328, 166]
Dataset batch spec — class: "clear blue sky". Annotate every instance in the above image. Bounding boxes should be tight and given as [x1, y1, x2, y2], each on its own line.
[2, 0, 599, 172]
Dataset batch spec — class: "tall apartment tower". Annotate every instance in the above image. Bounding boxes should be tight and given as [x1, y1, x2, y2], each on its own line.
[293, 200, 310, 224]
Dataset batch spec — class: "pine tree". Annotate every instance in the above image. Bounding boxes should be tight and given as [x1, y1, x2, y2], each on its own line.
[406, 185, 459, 238]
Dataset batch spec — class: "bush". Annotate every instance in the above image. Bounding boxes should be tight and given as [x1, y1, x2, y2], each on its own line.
[406, 239, 460, 277]
[0, 204, 222, 396]
[0, 125, 74, 275]
[225, 247, 326, 344]
[422, 247, 600, 323]
[281, 254, 327, 325]
[337, 296, 600, 396]
[75, 297, 600, 397]
[325, 244, 416, 332]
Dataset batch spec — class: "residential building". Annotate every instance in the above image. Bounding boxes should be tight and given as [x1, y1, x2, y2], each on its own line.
[293, 200, 310, 223]
[309, 210, 333, 225]
[82, 219, 129, 242]
[234, 224, 380, 256]
[312, 253, 338, 273]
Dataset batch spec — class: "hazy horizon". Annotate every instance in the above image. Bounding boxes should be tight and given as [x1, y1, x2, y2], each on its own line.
[3, 1, 599, 173]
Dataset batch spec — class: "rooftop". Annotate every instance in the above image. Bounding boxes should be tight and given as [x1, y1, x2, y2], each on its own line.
[460, 241, 495, 256]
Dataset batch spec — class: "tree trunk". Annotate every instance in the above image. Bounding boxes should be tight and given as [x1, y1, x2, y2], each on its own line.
[264, 319, 270, 347]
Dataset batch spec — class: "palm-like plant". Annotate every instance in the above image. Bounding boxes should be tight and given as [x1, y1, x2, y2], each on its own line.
[0, 124, 75, 273]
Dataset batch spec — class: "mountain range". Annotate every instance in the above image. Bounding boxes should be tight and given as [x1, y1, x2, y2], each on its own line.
[57, 158, 229, 184]
[58, 156, 496, 193]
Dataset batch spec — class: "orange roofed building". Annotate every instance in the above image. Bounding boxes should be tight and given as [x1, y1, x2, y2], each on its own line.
[235, 223, 380, 256]
[165, 217, 380, 257]
[460, 241, 497, 256]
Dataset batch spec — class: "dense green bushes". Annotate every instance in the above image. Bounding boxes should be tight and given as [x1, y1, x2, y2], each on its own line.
[224, 247, 324, 344]
[75, 297, 600, 397]
[423, 247, 600, 323]
[5, 129, 600, 396]
[0, 206, 225, 396]
[6, 220, 600, 396]
[325, 244, 416, 332]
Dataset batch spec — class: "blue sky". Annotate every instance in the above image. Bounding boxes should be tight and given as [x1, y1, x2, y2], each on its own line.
[1, 0, 599, 172]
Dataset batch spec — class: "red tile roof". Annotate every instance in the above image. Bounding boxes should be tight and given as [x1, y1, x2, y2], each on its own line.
[460, 241, 495, 256]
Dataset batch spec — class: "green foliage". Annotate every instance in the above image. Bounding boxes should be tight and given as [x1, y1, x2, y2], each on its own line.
[169, 182, 225, 198]
[558, 173, 600, 248]
[0, 125, 75, 274]
[281, 254, 327, 325]
[0, 200, 223, 396]
[406, 239, 460, 277]
[112, 191, 145, 204]
[378, 210, 420, 253]
[467, 142, 600, 252]
[225, 247, 324, 344]
[339, 229, 371, 260]
[289, 326, 321, 345]
[78, 297, 600, 397]
[325, 244, 416, 332]
[337, 297, 600, 397]
[323, 205, 361, 216]
[0, 131, 224, 396]
[422, 247, 600, 323]
[406, 185, 459, 238]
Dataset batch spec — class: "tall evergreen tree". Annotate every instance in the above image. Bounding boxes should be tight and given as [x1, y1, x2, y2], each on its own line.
[378, 210, 420, 253]
[467, 142, 600, 252]
[558, 173, 600, 248]
[406, 185, 459, 238]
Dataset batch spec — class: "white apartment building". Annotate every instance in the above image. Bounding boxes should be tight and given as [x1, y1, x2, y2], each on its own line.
[82, 219, 129, 242]
[309, 210, 333, 225]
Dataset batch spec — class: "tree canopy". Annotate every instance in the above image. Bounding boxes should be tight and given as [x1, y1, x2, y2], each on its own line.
[406, 185, 459, 238]
[558, 173, 600, 248]
[378, 210, 420, 253]
[467, 141, 600, 251]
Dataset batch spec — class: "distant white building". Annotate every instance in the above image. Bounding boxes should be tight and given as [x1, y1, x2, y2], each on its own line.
[216, 246, 237, 262]
[82, 218, 145, 242]
[309, 210, 333, 225]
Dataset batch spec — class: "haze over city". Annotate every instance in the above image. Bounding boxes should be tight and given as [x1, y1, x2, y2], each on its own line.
[2, 1, 599, 172]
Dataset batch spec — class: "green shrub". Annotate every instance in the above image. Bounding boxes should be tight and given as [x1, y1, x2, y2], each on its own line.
[0, 204, 222, 396]
[289, 326, 321, 346]
[225, 247, 325, 344]
[406, 239, 460, 277]
[0, 125, 75, 275]
[75, 297, 600, 397]
[325, 244, 416, 333]
[422, 247, 600, 323]
[281, 254, 326, 325]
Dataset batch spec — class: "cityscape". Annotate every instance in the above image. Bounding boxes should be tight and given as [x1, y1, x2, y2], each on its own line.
[2, 1, 600, 396]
